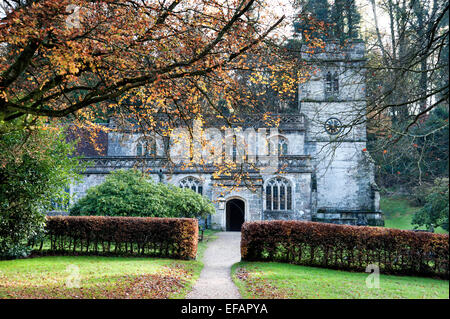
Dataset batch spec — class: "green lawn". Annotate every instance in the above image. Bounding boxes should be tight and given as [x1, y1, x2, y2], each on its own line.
[381, 196, 448, 234]
[0, 256, 202, 299]
[0, 230, 219, 299]
[232, 262, 449, 299]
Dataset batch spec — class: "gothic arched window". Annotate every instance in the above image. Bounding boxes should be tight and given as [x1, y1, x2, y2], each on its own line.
[179, 177, 203, 195]
[325, 71, 339, 95]
[265, 177, 292, 211]
[268, 136, 288, 156]
[136, 137, 157, 157]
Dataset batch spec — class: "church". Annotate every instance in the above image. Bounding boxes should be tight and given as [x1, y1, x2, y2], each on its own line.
[68, 41, 384, 230]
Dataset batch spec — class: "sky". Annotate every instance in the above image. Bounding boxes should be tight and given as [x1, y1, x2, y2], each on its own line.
[264, 0, 391, 39]
[0, 0, 392, 46]
[0, 0, 390, 37]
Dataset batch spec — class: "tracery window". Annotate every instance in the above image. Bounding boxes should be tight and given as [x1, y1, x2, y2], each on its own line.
[265, 177, 292, 211]
[179, 177, 203, 195]
[268, 136, 288, 156]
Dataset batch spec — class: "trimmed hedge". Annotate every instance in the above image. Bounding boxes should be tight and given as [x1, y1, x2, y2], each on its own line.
[33, 216, 198, 260]
[241, 221, 449, 279]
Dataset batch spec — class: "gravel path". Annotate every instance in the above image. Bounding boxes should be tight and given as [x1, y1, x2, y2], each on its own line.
[187, 231, 241, 299]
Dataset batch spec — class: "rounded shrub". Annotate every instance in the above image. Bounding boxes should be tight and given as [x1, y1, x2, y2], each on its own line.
[69, 169, 215, 219]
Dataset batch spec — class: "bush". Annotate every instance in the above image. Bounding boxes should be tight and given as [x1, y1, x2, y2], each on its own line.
[413, 178, 449, 231]
[410, 182, 433, 207]
[241, 220, 449, 279]
[0, 126, 81, 259]
[34, 216, 198, 260]
[70, 169, 215, 219]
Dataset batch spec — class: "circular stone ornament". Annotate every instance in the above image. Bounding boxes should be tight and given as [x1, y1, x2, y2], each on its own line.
[325, 117, 342, 135]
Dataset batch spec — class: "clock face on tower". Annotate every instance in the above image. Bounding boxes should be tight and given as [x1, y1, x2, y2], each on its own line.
[325, 117, 342, 135]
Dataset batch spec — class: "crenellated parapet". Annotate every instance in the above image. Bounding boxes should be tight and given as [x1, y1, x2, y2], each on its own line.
[108, 113, 306, 132]
[79, 154, 313, 174]
[301, 40, 366, 62]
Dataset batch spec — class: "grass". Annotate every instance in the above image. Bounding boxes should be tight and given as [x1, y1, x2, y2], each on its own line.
[197, 229, 219, 261]
[381, 196, 421, 230]
[0, 229, 220, 299]
[232, 262, 449, 299]
[0, 255, 202, 299]
[381, 196, 448, 234]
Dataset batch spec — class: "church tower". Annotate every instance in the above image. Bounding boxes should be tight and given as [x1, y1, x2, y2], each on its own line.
[299, 40, 383, 225]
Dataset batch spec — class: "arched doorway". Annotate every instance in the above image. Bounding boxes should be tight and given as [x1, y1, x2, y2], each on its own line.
[226, 198, 245, 231]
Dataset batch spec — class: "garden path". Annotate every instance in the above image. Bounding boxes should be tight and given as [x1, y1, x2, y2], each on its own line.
[187, 231, 241, 299]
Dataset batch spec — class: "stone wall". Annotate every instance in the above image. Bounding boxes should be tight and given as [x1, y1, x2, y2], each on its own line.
[108, 132, 165, 157]
[70, 174, 107, 203]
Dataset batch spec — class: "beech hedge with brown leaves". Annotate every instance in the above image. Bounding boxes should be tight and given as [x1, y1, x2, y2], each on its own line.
[33, 216, 198, 260]
[241, 221, 449, 278]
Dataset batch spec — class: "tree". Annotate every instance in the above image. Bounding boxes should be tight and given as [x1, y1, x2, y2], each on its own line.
[0, 0, 291, 129]
[0, 0, 328, 204]
[368, 105, 449, 188]
[293, 0, 360, 41]
[0, 124, 82, 258]
[365, 0, 449, 188]
[366, 0, 448, 125]
[412, 178, 449, 231]
[293, 0, 330, 40]
[69, 169, 215, 219]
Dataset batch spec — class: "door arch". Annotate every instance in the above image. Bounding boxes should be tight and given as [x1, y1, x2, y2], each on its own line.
[226, 198, 245, 231]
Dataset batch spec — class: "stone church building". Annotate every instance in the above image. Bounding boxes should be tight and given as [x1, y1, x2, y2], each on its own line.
[68, 41, 384, 230]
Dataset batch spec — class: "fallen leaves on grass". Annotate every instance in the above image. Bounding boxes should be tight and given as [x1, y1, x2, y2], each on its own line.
[234, 266, 290, 299]
[0, 263, 193, 299]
